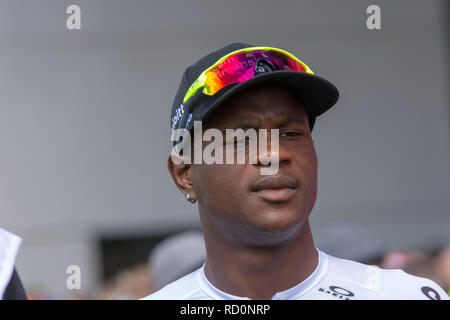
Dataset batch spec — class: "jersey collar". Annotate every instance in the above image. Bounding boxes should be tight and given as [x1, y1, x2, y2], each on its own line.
[197, 248, 328, 300]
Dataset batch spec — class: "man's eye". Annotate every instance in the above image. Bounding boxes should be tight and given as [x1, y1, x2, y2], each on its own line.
[280, 130, 303, 137]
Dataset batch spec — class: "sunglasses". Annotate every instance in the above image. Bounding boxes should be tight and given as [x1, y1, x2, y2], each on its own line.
[183, 46, 314, 105]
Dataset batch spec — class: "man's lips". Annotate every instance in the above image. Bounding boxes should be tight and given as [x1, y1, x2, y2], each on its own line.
[250, 176, 298, 202]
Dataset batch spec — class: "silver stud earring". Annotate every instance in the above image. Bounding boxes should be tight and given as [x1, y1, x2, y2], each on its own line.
[186, 193, 197, 204]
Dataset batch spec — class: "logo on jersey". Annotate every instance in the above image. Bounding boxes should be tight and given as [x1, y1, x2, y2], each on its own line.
[318, 285, 355, 300]
[421, 286, 441, 300]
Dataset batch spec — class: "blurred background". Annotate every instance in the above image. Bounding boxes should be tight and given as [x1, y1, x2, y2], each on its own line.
[0, 0, 449, 299]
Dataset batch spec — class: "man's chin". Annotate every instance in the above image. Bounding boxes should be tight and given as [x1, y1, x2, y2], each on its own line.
[242, 212, 305, 245]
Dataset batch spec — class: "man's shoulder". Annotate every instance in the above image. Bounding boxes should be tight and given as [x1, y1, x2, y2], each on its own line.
[377, 267, 449, 300]
[140, 268, 206, 300]
[322, 252, 448, 300]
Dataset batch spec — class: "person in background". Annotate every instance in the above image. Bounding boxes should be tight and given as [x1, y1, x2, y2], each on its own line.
[97, 263, 151, 300]
[316, 223, 385, 266]
[148, 230, 206, 293]
[0, 227, 27, 300]
[95, 230, 206, 299]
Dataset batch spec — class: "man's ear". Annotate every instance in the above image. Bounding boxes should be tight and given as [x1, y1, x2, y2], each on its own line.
[167, 153, 195, 200]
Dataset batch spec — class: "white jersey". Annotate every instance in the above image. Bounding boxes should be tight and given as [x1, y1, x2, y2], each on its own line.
[142, 249, 449, 300]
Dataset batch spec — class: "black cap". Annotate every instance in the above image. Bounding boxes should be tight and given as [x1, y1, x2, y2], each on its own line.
[170, 42, 339, 141]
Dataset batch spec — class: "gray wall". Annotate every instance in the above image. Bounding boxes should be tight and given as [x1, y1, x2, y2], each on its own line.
[0, 0, 448, 297]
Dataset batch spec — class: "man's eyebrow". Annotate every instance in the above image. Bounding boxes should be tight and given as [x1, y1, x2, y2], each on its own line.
[229, 124, 257, 130]
[229, 117, 305, 130]
[235, 117, 304, 129]
[277, 117, 305, 127]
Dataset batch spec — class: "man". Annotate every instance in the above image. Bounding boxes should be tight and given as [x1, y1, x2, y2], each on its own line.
[142, 43, 448, 300]
[0, 227, 27, 300]
[3, 269, 27, 300]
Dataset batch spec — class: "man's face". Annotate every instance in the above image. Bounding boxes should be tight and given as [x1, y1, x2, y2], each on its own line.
[188, 83, 318, 245]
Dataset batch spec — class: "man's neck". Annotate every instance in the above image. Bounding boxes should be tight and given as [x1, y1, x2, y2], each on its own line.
[202, 220, 318, 300]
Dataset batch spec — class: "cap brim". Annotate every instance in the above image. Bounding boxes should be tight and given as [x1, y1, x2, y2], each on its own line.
[194, 70, 339, 130]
